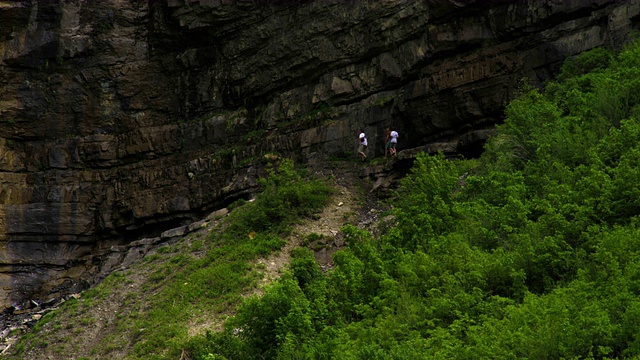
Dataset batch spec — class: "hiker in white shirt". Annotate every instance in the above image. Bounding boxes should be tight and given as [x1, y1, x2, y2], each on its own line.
[357, 131, 368, 161]
[389, 129, 398, 156]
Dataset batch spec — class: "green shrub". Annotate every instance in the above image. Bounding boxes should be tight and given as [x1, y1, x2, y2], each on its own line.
[224, 159, 332, 237]
[120, 159, 332, 359]
[24, 40, 640, 360]
[196, 39, 640, 359]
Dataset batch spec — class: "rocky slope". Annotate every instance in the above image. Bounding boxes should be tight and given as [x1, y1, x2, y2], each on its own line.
[0, 0, 638, 308]
[0, 157, 387, 358]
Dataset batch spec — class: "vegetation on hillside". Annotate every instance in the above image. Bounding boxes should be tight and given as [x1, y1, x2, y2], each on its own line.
[10, 39, 640, 360]
[8, 159, 333, 359]
[181, 41, 640, 359]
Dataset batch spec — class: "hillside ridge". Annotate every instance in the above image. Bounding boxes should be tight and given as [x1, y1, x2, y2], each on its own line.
[0, 157, 392, 359]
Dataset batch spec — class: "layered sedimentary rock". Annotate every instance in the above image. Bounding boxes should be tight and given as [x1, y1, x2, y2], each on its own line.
[0, 0, 638, 307]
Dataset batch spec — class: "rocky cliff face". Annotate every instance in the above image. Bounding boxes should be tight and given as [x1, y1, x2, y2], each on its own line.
[0, 0, 638, 308]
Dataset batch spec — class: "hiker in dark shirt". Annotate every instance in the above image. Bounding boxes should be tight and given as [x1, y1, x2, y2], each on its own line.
[384, 128, 392, 157]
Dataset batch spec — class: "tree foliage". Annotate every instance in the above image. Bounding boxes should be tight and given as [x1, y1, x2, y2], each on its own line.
[187, 41, 640, 359]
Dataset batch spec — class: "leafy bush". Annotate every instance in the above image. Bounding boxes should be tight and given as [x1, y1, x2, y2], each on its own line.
[102, 159, 332, 359]
[186, 40, 640, 360]
[224, 159, 332, 237]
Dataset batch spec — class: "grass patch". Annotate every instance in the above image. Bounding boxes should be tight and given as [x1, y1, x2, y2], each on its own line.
[122, 159, 331, 359]
[8, 159, 332, 359]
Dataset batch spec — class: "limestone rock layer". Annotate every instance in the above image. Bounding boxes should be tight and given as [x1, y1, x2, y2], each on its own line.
[0, 0, 638, 307]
